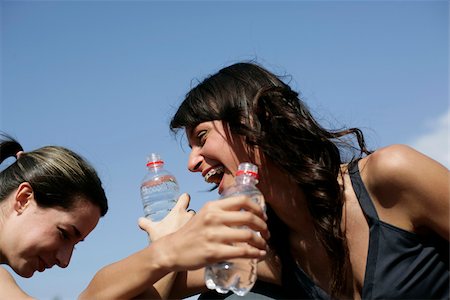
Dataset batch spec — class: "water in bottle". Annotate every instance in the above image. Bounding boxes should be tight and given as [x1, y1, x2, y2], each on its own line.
[140, 153, 179, 222]
[204, 162, 265, 296]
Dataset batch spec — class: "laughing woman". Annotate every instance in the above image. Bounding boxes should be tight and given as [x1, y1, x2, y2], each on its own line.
[165, 62, 449, 299]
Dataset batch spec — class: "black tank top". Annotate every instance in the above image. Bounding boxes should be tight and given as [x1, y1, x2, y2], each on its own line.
[280, 160, 449, 299]
[348, 160, 449, 299]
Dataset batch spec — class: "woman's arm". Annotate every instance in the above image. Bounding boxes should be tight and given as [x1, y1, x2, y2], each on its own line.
[0, 266, 34, 300]
[78, 240, 174, 300]
[79, 195, 268, 300]
[132, 194, 196, 299]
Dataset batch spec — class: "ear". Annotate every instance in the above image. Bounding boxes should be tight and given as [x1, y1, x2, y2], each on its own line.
[14, 182, 34, 214]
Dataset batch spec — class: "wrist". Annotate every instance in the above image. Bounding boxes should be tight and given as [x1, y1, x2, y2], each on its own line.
[150, 235, 177, 272]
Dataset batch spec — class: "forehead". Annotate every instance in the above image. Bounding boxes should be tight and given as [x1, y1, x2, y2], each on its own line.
[188, 120, 225, 132]
[186, 120, 226, 138]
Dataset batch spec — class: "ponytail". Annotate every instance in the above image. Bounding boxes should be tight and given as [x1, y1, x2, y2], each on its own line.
[0, 133, 23, 164]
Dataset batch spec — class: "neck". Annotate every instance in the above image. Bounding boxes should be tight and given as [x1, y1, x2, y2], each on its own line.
[0, 201, 6, 264]
[259, 161, 314, 236]
[260, 162, 334, 288]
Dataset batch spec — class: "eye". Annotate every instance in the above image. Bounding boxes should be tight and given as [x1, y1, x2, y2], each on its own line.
[58, 227, 70, 240]
[197, 130, 207, 146]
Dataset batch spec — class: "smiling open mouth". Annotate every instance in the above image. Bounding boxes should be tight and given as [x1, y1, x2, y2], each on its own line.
[204, 165, 224, 184]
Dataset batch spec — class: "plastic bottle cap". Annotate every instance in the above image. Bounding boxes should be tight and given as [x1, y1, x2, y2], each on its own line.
[146, 160, 164, 167]
[236, 170, 258, 179]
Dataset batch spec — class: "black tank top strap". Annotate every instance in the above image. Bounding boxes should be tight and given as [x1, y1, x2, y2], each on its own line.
[348, 159, 379, 223]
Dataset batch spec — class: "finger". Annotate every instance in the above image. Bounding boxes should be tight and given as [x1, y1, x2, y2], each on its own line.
[138, 217, 155, 233]
[186, 208, 196, 216]
[201, 210, 267, 233]
[216, 227, 268, 251]
[258, 227, 270, 241]
[173, 193, 191, 211]
[227, 245, 267, 260]
[203, 242, 267, 265]
[176, 243, 266, 272]
[213, 195, 266, 219]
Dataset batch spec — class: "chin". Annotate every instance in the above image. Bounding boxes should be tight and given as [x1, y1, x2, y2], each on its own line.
[13, 266, 35, 278]
[21, 272, 34, 278]
[21, 270, 35, 278]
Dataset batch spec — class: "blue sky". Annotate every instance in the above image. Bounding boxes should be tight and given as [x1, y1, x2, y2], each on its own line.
[1, 1, 448, 299]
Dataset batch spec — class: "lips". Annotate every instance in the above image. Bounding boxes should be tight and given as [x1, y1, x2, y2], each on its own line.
[37, 258, 45, 272]
[37, 257, 51, 272]
[218, 180, 225, 195]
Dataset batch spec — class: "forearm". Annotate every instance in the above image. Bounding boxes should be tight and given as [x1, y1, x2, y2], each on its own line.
[79, 244, 172, 300]
[133, 272, 178, 300]
[82, 195, 269, 300]
[168, 269, 208, 299]
[153, 272, 178, 299]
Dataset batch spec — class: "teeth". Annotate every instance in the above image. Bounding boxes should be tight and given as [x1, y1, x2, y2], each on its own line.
[204, 166, 224, 183]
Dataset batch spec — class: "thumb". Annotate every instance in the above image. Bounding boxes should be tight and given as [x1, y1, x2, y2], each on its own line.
[138, 217, 155, 234]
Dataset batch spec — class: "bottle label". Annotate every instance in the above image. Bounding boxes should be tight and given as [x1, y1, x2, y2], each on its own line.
[141, 175, 177, 188]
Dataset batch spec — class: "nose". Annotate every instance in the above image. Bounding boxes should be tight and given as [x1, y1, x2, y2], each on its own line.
[188, 148, 202, 173]
[56, 244, 74, 268]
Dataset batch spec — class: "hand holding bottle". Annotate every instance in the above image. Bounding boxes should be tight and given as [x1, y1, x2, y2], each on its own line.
[152, 195, 268, 273]
[205, 162, 265, 296]
[138, 193, 195, 242]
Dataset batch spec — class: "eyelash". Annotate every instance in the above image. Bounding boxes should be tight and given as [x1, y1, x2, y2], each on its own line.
[57, 228, 78, 250]
[58, 228, 70, 240]
[197, 130, 207, 146]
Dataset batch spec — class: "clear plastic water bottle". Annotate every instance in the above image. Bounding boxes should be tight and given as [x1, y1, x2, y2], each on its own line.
[204, 162, 265, 296]
[140, 153, 179, 222]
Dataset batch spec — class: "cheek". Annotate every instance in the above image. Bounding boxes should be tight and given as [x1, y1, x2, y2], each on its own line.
[19, 227, 60, 254]
[216, 140, 240, 163]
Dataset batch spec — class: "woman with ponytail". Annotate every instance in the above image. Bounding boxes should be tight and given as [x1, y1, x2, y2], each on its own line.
[0, 134, 269, 299]
[0, 133, 108, 297]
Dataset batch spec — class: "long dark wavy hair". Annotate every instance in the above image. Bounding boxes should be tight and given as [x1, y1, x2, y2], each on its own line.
[170, 62, 371, 296]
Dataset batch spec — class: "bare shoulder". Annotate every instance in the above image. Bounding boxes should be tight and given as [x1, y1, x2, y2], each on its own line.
[360, 144, 449, 239]
[0, 266, 17, 283]
[0, 266, 34, 299]
[361, 144, 446, 187]
[364, 144, 432, 172]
